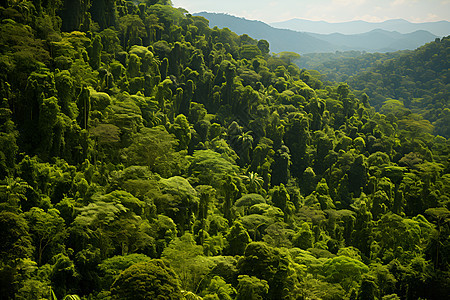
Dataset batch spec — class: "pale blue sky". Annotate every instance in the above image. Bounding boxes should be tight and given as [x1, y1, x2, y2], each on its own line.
[171, 0, 450, 23]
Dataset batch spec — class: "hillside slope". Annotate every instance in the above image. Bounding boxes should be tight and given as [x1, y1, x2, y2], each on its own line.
[299, 38, 450, 137]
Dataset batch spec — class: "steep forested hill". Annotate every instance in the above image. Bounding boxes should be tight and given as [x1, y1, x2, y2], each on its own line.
[299, 38, 450, 138]
[0, 1, 449, 300]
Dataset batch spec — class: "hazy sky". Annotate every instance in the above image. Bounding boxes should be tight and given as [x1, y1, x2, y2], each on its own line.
[171, 0, 450, 23]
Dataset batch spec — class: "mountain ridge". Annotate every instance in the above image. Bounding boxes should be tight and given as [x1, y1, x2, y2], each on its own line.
[270, 18, 450, 36]
[308, 28, 437, 53]
[194, 12, 335, 53]
[195, 12, 438, 54]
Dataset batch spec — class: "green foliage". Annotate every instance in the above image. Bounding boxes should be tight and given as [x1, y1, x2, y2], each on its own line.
[169, 114, 191, 150]
[98, 253, 153, 290]
[236, 275, 269, 300]
[189, 150, 239, 187]
[292, 222, 314, 250]
[15, 279, 51, 300]
[0, 211, 34, 263]
[110, 259, 183, 299]
[237, 242, 299, 299]
[156, 176, 199, 233]
[24, 207, 67, 265]
[0, 1, 448, 299]
[322, 255, 369, 290]
[122, 125, 187, 177]
[240, 44, 261, 60]
[162, 233, 214, 291]
[301, 38, 450, 137]
[202, 275, 236, 300]
[234, 193, 266, 215]
[62, 295, 81, 300]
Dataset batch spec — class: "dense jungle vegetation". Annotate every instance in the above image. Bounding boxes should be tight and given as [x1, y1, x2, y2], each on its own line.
[0, 0, 449, 299]
[299, 43, 450, 138]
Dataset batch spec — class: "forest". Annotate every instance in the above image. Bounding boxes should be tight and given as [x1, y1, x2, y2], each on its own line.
[298, 44, 450, 138]
[0, 0, 449, 299]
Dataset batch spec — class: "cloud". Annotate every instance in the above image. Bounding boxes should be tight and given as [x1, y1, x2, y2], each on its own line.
[410, 13, 441, 23]
[422, 13, 441, 22]
[355, 15, 387, 22]
[332, 0, 366, 6]
[391, 0, 406, 6]
[172, 0, 450, 23]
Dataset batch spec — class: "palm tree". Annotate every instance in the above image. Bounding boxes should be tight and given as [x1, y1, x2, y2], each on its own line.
[241, 171, 264, 194]
[236, 130, 253, 165]
[48, 287, 81, 300]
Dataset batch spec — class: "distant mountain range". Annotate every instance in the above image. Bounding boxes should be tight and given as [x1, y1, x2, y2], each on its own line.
[195, 12, 334, 53]
[195, 12, 440, 54]
[308, 30, 437, 53]
[270, 18, 450, 37]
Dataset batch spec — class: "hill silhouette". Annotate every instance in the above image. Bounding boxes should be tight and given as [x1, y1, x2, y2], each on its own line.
[196, 12, 438, 53]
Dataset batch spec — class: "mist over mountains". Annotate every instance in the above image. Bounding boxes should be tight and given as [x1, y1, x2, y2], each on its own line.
[271, 18, 450, 37]
[195, 12, 441, 54]
[307, 29, 437, 53]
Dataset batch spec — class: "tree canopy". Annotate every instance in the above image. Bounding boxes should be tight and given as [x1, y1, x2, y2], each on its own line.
[0, 1, 448, 299]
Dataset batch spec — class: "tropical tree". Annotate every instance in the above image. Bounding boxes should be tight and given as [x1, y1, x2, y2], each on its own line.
[110, 259, 183, 299]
